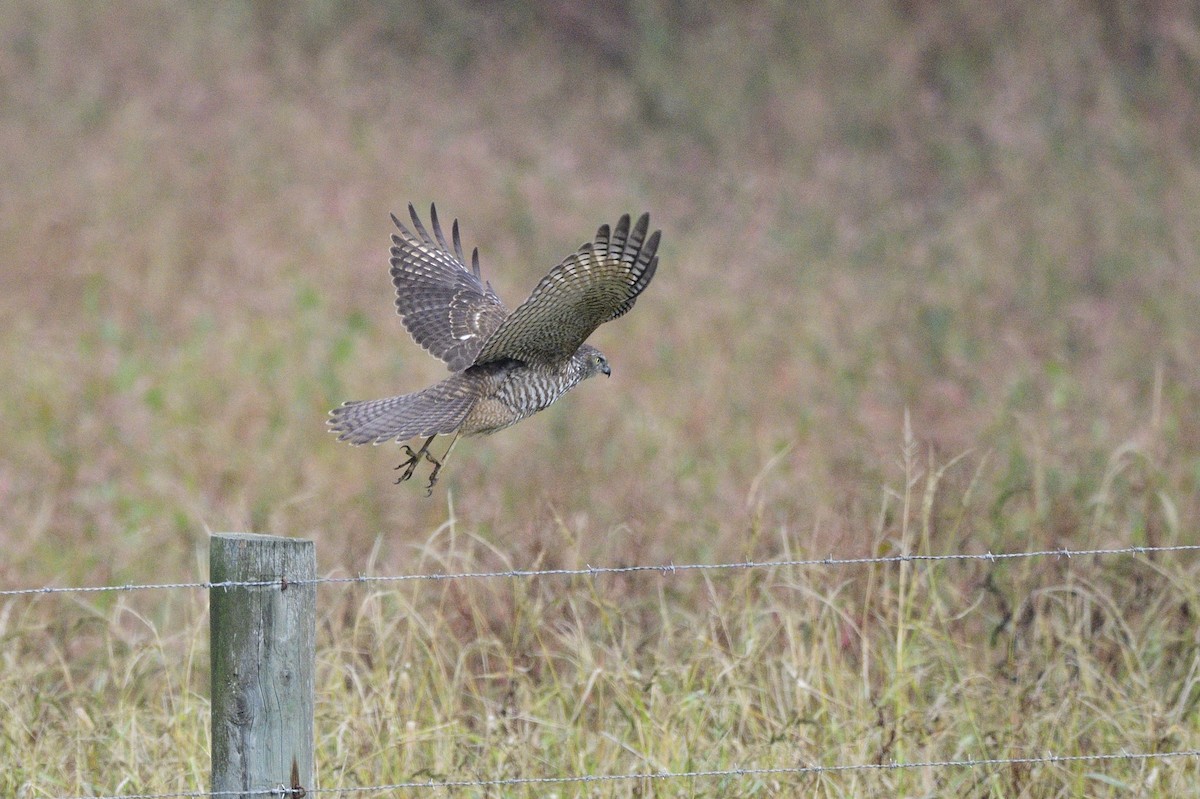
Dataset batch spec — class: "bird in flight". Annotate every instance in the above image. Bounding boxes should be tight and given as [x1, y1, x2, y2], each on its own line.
[329, 204, 661, 494]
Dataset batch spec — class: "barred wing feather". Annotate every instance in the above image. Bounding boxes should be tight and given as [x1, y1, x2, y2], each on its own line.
[389, 204, 509, 372]
[474, 212, 660, 366]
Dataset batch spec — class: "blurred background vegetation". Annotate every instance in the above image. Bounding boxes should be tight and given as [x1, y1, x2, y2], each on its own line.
[4, 0, 1197, 585]
[4, 1, 1200, 794]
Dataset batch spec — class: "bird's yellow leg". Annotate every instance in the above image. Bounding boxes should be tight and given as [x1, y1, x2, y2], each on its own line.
[395, 434, 438, 485]
[423, 431, 462, 496]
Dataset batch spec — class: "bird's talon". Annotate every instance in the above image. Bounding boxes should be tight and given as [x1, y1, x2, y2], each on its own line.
[393, 436, 445, 494]
[424, 462, 443, 497]
[394, 444, 425, 483]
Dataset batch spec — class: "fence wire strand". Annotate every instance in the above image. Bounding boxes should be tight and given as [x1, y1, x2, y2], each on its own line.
[39, 748, 1200, 799]
[12, 543, 1200, 799]
[3, 543, 1198, 598]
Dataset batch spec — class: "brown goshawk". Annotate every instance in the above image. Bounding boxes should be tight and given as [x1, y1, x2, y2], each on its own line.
[329, 204, 661, 493]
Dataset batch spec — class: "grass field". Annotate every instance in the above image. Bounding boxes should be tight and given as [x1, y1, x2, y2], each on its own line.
[3, 1, 1200, 795]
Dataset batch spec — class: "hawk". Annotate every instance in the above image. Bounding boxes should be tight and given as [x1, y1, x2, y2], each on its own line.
[329, 204, 661, 494]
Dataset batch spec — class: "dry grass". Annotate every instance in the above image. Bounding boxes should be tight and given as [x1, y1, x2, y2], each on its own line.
[3, 1, 1200, 796]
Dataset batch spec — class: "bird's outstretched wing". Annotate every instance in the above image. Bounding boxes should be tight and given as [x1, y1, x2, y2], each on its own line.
[389, 204, 509, 372]
[473, 213, 660, 366]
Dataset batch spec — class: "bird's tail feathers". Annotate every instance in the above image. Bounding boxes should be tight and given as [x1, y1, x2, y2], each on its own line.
[328, 374, 475, 445]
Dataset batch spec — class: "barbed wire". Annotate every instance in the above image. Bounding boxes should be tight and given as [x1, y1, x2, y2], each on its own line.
[15, 544, 1200, 799]
[39, 747, 1200, 799]
[2, 543, 1198, 599]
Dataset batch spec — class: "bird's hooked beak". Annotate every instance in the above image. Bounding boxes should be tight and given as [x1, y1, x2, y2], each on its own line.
[601, 362, 611, 377]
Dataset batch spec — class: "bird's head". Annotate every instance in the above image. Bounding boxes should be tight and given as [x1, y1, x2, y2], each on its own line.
[577, 344, 611, 379]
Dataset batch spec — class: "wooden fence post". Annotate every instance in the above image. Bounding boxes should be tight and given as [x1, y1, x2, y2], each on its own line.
[210, 533, 315, 798]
